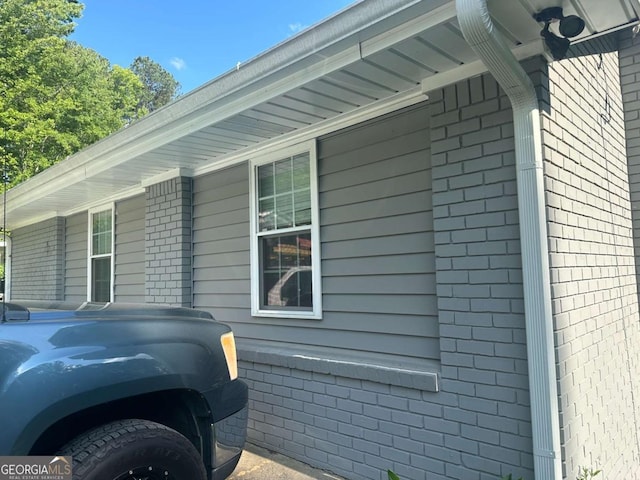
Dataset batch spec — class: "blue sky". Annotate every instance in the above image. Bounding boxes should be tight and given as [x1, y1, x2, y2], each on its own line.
[71, 1, 356, 95]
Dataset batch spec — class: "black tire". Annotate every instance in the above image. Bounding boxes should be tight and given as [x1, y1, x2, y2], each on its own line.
[60, 419, 207, 480]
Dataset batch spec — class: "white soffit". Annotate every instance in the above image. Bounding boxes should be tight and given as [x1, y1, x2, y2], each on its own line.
[4, 0, 639, 229]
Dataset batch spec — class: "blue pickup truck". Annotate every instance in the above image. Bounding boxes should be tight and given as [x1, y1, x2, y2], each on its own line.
[0, 301, 248, 480]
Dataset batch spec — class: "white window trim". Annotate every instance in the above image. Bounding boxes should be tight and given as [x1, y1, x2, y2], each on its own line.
[87, 204, 115, 302]
[249, 140, 322, 319]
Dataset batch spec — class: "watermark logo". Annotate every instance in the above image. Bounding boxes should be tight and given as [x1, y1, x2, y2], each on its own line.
[0, 456, 72, 480]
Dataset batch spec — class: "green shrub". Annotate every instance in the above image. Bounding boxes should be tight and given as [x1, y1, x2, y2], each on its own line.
[576, 467, 601, 480]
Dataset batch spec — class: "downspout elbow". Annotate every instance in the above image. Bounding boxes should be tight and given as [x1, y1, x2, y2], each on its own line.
[455, 1, 562, 479]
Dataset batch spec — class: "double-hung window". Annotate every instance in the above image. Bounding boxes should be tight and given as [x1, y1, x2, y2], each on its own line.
[250, 142, 322, 319]
[88, 206, 114, 302]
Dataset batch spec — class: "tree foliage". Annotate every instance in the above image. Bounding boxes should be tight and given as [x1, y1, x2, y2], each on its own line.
[130, 56, 181, 114]
[0, 0, 178, 187]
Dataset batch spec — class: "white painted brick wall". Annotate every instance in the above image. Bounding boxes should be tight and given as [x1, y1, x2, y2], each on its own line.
[545, 32, 640, 479]
[622, 29, 640, 296]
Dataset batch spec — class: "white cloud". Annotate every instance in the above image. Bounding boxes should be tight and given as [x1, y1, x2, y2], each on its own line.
[170, 57, 187, 71]
[288, 22, 306, 34]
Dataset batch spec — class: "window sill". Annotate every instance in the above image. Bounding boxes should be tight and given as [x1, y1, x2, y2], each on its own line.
[237, 340, 439, 393]
[251, 309, 322, 320]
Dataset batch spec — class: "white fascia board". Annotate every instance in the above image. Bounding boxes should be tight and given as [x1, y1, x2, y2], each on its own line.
[4, 43, 360, 215]
[6, 0, 433, 206]
[360, 2, 457, 57]
[8, 83, 427, 230]
[195, 40, 543, 180]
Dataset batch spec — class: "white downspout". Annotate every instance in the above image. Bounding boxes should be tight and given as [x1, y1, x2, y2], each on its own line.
[455, 1, 562, 479]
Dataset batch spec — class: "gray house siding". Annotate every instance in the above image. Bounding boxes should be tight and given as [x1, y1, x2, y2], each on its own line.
[64, 212, 87, 302]
[64, 198, 147, 304]
[193, 104, 436, 362]
[11, 217, 65, 300]
[319, 104, 437, 362]
[193, 103, 439, 361]
[192, 163, 250, 321]
[14, 184, 190, 305]
[115, 195, 145, 303]
[547, 36, 640, 478]
[192, 90, 535, 479]
[6, 28, 640, 480]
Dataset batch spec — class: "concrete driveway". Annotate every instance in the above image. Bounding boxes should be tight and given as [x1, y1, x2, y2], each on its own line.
[229, 444, 345, 480]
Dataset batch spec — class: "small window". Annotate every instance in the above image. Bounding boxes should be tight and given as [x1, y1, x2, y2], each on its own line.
[88, 207, 113, 302]
[250, 142, 321, 319]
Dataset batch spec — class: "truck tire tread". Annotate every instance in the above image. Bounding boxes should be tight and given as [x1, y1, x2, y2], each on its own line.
[60, 418, 206, 480]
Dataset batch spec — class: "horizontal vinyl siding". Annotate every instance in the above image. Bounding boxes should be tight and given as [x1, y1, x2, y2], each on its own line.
[115, 195, 145, 302]
[319, 102, 437, 361]
[192, 163, 250, 321]
[193, 103, 436, 363]
[64, 212, 87, 302]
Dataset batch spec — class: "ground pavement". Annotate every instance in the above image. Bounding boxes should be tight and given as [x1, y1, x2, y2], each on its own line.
[228, 444, 346, 480]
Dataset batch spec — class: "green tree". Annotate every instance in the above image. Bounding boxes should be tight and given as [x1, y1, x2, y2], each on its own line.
[0, 0, 138, 184]
[0, 0, 151, 186]
[130, 56, 181, 115]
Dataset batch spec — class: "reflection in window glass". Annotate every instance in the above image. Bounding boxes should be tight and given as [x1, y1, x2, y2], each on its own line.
[292, 154, 310, 190]
[275, 193, 294, 229]
[257, 153, 311, 233]
[294, 191, 311, 226]
[261, 233, 312, 310]
[92, 257, 111, 302]
[274, 159, 292, 195]
[92, 210, 112, 255]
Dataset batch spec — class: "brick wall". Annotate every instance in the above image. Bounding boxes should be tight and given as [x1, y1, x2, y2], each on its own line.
[240, 357, 449, 480]
[431, 68, 533, 479]
[545, 34, 640, 478]
[621, 29, 640, 302]
[145, 177, 192, 306]
[11, 217, 65, 300]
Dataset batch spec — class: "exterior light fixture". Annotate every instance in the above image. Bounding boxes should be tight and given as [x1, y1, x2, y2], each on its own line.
[534, 7, 586, 60]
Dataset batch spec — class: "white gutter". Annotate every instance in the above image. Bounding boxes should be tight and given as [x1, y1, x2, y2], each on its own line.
[455, 1, 562, 479]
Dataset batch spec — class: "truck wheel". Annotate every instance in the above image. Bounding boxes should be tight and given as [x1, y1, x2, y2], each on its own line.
[60, 419, 207, 480]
